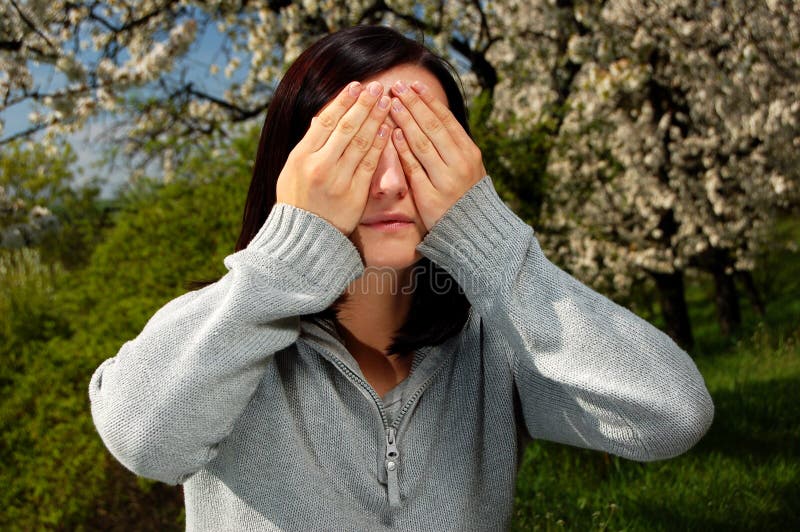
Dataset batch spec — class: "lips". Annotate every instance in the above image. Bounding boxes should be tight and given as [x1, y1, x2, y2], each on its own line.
[361, 212, 414, 225]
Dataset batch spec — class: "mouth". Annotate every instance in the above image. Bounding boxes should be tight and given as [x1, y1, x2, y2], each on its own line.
[361, 221, 414, 231]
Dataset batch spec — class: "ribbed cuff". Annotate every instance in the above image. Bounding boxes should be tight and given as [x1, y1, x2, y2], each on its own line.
[236, 202, 364, 287]
[415, 175, 531, 276]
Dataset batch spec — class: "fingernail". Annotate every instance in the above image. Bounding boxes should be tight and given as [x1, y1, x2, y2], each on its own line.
[348, 82, 362, 96]
[411, 81, 427, 93]
[378, 124, 389, 137]
[378, 95, 390, 109]
[394, 129, 404, 141]
[391, 98, 404, 113]
[393, 80, 408, 94]
[368, 81, 382, 96]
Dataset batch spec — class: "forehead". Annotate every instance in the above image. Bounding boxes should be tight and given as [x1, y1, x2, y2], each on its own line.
[313, 64, 450, 121]
[363, 64, 449, 106]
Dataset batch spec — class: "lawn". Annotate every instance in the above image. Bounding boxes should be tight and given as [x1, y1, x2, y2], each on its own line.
[511, 323, 799, 531]
[510, 226, 800, 531]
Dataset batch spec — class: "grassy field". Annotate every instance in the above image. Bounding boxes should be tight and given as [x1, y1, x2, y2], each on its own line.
[510, 225, 800, 530]
[511, 324, 799, 531]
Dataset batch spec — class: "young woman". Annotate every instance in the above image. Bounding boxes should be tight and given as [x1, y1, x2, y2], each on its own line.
[89, 25, 714, 531]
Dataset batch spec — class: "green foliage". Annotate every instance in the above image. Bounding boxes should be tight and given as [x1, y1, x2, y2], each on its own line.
[0, 129, 257, 529]
[468, 91, 553, 227]
[0, 249, 70, 386]
[511, 325, 800, 531]
[0, 139, 77, 209]
[38, 181, 112, 270]
[0, 138, 111, 269]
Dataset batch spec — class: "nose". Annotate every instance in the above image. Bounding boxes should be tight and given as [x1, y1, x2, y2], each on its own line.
[370, 138, 409, 199]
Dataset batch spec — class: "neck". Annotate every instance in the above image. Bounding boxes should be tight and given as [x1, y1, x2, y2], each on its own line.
[335, 265, 415, 356]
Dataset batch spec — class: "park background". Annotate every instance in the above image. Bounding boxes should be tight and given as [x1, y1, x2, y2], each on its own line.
[1, 1, 798, 530]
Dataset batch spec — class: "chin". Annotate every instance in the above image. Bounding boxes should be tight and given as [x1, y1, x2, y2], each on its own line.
[362, 250, 423, 272]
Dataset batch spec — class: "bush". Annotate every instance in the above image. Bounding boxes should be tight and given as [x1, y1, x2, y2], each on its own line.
[0, 132, 256, 529]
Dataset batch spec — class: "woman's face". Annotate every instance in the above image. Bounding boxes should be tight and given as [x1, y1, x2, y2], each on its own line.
[347, 64, 450, 271]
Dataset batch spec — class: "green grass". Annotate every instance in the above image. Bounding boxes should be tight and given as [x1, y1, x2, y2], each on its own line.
[510, 221, 800, 532]
[512, 214, 800, 531]
[511, 325, 800, 531]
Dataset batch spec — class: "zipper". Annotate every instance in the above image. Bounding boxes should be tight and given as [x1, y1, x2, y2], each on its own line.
[384, 427, 400, 507]
[323, 354, 404, 507]
[381, 356, 448, 508]
[324, 352, 390, 425]
[300, 338, 453, 509]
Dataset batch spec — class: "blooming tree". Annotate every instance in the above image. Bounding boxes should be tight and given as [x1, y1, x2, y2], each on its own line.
[0, 140, 72, 248]
[2, 0, 798, 345]
[0, 0, 486, 168]
[525, 0, 800, 345]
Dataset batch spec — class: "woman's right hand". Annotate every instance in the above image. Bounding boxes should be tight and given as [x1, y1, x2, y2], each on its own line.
[275, 80, 392, 236]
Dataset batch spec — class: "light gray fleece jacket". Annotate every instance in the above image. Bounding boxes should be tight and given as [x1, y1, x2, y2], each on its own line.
[88, 175, 714, 531]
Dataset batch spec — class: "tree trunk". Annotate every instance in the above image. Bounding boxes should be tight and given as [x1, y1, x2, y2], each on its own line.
[710, 263, 742, 337]
[737, 270, 766, 316]
[651, 271, 694, 350]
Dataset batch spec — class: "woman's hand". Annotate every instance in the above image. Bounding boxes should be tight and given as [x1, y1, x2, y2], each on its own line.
[388, 80, 487, 231]
[276, 80, 392, 236]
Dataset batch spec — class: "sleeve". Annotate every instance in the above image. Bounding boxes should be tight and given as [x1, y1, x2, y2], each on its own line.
[88, 203, 364, 484]
[415, 175, 714, 462]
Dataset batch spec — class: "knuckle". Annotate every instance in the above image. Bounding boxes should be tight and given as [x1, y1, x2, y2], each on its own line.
[470, 144, 482, 161]
[306, 163, 324, 180]
[358, 154, 378, 173]
[443, 114, 460, 130]
[304, 156, 329, 179]
[351, 134, 371, 151]
[315, 114, 336, 130]
[336, 96, 352, 110]
[404, 91, 419, 105]
[357, 92, 376, 109]
[423, 117, 443, 134]
[338, 119, 357, 135]
[412, 137, 432, 154]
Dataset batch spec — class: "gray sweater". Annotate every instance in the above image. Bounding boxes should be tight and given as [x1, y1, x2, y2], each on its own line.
[88, 175, 714, 531]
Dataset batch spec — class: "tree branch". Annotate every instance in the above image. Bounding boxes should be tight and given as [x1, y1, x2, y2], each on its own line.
[183, 84, 270, 121]
[0, 123, 50, 145]
[9, 0, 56, 51]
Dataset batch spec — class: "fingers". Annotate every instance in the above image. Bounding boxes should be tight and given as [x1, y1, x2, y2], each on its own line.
[338, 92, 392, 179]
[350, 122, 392, 192]
[323, 81, 386, 160]
[299, 81, 364, 153]
[391, 128, 434, 196]
[388, 95, 448, 180]
[390, 80, 462, 165]
[411, 81, 474, 149]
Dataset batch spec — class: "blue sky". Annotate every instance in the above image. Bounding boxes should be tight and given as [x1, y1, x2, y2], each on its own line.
[3, 19, 472, 199]
[2, 18, 246, 198]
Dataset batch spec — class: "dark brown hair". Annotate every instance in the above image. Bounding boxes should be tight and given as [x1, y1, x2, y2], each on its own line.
[189, 25, 472, 357]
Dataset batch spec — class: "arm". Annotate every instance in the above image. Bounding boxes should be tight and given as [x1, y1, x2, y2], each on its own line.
[415, 176, 714, 461]
[88, 203, 364, 484]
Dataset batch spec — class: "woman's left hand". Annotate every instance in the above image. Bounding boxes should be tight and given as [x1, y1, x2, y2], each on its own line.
[389, 80, 487, 231]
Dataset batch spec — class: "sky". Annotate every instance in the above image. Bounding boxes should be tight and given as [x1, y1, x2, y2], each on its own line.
[2, 18, 245, 199]
[3, 17, 471, 199]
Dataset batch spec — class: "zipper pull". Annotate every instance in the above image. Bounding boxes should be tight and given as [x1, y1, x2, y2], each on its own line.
[385, 427, 401, 507]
